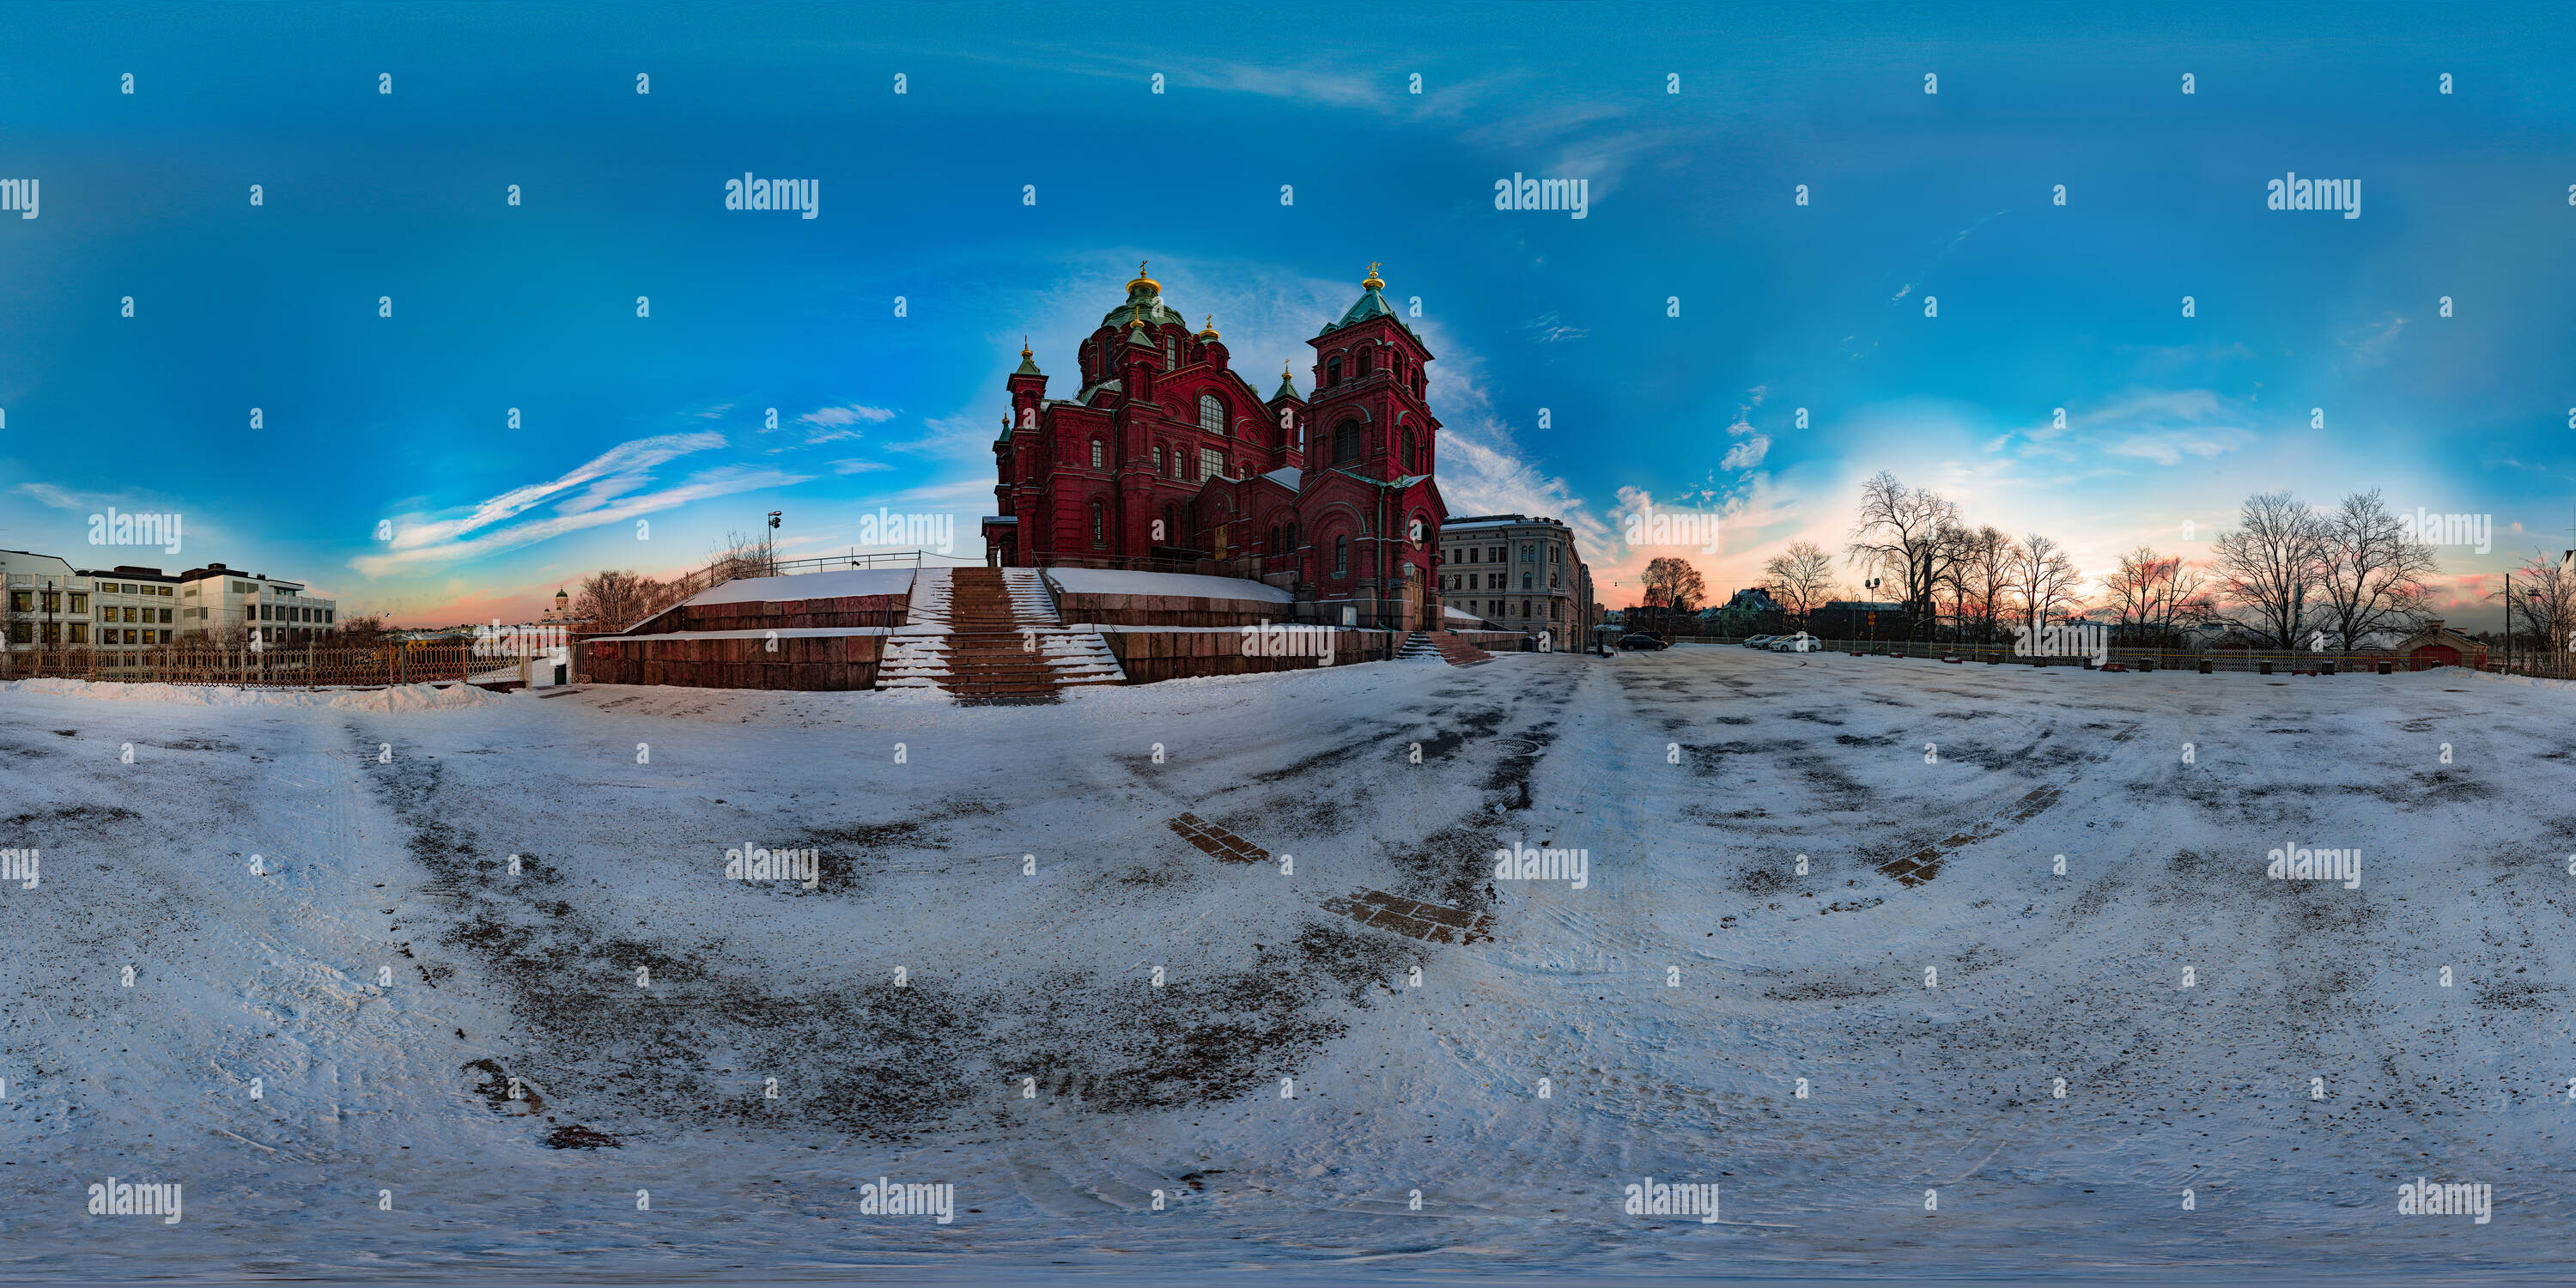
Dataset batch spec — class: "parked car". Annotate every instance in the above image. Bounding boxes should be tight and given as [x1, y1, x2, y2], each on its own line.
[1769, 632, 1818, 653]
[1619, 634, 1670, 652]
[1743, 635, 1777, 649]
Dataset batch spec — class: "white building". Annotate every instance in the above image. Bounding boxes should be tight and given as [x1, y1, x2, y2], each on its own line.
[1, 549, 97, 649]
[177, 562, 337, 642]
[81, 564, 184, 649]
[1436, 514, 1596, 649]
[3, 550, 341, 663]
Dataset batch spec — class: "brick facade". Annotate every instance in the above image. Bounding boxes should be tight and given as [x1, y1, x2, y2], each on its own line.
[984, 264, 1449, 631]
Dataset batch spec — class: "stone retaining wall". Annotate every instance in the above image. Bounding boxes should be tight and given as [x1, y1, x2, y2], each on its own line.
[1057, 593, 1288, 628]
[624, 592, 906, 637]
[1102, 629, 1399, 683]
[584, 633, 887, 690]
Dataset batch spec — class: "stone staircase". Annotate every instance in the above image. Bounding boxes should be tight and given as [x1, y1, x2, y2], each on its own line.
[1400, 630, 1496, 667]
[876, 568, 1124, 700]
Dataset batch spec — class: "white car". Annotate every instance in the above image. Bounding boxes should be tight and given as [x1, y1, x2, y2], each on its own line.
[1770, 632, 1818, 653]
[1743, 635, 1777, 649]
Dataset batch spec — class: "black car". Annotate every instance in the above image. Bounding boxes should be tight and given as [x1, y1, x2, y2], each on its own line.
[1619, 633, 1669, 651]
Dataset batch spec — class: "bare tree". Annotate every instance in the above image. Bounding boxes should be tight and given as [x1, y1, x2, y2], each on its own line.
[2105, 545, 2215, 646]
[2212, 491, 2325, 647]
[2500, 548, 2575, 676]
[1952, 525, 2011, 643]
[573, 568, 672, 630]
[2315, 489, 2438, 649]
[1761, 540, 1838, 623]
[1846, 471, 1960, 638]
[2004, 532, 2084, 638]
[335, 611, 393, 646]
[707, 529, 778, 584]
[1641, 556, 1709, 615]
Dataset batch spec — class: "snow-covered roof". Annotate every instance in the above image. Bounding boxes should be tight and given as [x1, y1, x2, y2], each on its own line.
[611, 627, 896, 641]
[1261, 466, 1303, 489]
[1046, 568, 1292, 603]
[683, 568, 918, 607]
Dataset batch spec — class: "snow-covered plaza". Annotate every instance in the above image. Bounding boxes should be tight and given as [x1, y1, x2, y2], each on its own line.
[2, 647, 2567, 1279]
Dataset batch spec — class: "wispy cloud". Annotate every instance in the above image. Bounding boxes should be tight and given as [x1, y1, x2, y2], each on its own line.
[353, 433, 805, 576]
[798, 404, 897, 445]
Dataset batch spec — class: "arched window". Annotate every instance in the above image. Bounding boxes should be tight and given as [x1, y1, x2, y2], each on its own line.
[1153, 445, 1164, 473]
[1091, 439, 1104, 469]
[1091, 499, 1107, 548]
[1358, 349, 1374, 378]
[1334, 535, 1349, 576]
[1199, 394, 1224, 434]
[1268, 524, 1280, 554]
[1334, 420, 1360, 465]
[1164, 336, 1176, 368]
[1400, 431, 1417, 473]
[1327, 357, 1342, 387]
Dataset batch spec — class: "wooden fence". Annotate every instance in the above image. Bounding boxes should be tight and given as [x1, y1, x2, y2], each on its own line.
[0, 639, 571, 689]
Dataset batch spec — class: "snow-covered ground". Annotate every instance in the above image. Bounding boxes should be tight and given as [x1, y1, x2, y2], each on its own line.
[1042, 568, 1291, 602]
[681, 568, 917, 605]
[1, 653, 2569, 1280]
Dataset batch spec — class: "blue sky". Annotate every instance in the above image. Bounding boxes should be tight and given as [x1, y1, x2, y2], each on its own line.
[3, 2, 2572, 624]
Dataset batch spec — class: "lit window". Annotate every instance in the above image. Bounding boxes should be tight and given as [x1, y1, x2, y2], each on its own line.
[1200, 394, 1224, 434]
[1091, 439, 1104, 469]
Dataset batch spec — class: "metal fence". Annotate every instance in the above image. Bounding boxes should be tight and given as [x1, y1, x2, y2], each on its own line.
[1668, 635, 2576, 677]
[0, 639, 560, 689]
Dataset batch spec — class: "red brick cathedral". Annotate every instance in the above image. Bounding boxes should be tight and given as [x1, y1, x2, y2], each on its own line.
[983, 263, 1448, 630]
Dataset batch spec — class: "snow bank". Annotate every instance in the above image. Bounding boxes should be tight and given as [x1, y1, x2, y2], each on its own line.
[1045, 568, 1291, 602]
[683, 568, 917, 606]
[1, 677, 496, 710]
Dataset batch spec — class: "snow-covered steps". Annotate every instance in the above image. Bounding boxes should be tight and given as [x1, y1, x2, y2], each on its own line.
[1002, 568, 1060, 626]
[1035, 629, 1125, 688]
[1402, 630, 1496, 666]
[875, 635, 951, 689]
[902, 567, 957, 630]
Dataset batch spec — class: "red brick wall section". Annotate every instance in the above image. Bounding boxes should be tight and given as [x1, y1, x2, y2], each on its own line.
[1100, 629, 1396, 683]
[1056, 593, 1287, 628]
[585, 634, 888, 690]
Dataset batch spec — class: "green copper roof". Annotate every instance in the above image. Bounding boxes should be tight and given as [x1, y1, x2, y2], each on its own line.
[1319, 286, 1396, 336]
[1273, 370, 1300, 401]
[1101, 281, 1185, 333]
[1014, 352, 1042, 376]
